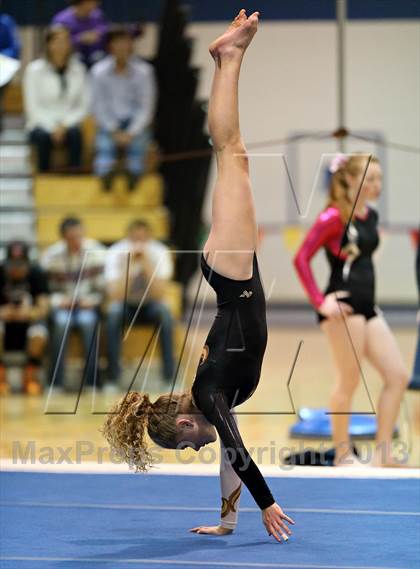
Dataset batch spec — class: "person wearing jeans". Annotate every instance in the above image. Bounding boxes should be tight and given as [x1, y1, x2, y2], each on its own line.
[104, 219, 175, 389]
[42, 217, 106, 391]
[106, 301, 174, 384]
[49, 306, 99, 389]
[90, 26, 156, 191]
[94, 120, 150, 190]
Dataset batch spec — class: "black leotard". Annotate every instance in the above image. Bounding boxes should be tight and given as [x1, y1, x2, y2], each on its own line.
[191, 253, 275, 511]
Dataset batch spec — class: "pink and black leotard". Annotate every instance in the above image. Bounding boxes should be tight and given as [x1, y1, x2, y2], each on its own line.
[294, 205, 380, 322]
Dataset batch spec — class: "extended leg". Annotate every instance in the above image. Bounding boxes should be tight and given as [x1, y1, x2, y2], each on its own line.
[365, 316, 409, 466]
[203, 10, 260, 280]
[321, 315, 367, 466]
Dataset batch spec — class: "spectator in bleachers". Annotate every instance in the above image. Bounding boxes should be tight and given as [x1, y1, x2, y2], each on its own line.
[0, 241, 49, 396]
[105, 219, 175, 389]
[23, 25, 90, 172]
[52, 0, 108, 68]
[41, 217, 106, 392]
[91, 26, 156, 191]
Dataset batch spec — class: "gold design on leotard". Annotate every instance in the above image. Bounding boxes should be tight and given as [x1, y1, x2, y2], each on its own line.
[199, 344, 209, 366]
[221, 483, 242, 518]
[342, 223, 360, 281]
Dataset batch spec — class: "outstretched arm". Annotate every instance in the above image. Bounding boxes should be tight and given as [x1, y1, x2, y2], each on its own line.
[193, 390, 294, 542]
[219, 409, 242, 530]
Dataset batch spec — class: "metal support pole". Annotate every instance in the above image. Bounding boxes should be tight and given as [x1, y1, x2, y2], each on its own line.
[336, 0, 347, 152]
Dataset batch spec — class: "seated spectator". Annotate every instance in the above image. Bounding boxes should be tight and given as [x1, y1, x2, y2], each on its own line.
[0, 7, 21, 131]
[105, 220, 174, 389]
[0, 241, 49, 396]
[91, 26, 156, 191]
[41, 217, 106, 392]
[23, 25, 90, 172]
[52, 0, 107, 68]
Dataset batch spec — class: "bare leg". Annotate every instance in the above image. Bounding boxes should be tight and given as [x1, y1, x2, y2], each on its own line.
[321, 315, 367, 466]
[203, 9, 260, 280]
[365, 316, 409, 466]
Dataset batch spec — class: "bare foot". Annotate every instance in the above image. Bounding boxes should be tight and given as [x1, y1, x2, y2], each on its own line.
[209, 9, 259, 60]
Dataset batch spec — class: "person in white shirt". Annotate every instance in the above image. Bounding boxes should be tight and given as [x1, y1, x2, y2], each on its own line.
[105, 219, 175, 387]
[41, 217, 106, 391]
[23, 25, 90, 171]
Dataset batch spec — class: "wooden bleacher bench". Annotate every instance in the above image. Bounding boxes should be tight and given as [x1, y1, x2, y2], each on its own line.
[2, 82, 23, 114]
[34, 172, 163, 209]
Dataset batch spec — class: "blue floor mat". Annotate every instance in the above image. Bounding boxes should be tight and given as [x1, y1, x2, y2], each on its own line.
[0, 472, 419, 569]
[291, 408, 399, 439]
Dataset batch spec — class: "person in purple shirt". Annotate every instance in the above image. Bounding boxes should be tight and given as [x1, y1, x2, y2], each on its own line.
[52, 0, 107, 68]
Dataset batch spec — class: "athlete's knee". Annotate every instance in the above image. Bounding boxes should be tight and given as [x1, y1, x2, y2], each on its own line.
[217, 139, 248, 167]
[384, 368, 409, 391]
[336, 370, 360, 394]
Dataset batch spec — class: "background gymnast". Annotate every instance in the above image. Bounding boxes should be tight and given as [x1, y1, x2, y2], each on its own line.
[294, 154, 409, 467]
[102, 9, 295, 542]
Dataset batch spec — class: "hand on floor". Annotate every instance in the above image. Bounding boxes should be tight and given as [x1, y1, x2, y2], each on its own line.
[189, 525, 233, 536]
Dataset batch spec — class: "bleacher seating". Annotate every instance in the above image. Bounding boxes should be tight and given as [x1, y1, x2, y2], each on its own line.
[34, 173, 170, 245]
[1, 78, 186, 383]
[34, 170, 183, 373]
[2, 83, 23, 115]
[34, 172, 163, 209]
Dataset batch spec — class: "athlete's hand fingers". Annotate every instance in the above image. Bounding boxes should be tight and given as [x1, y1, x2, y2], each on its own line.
[189, 526, 206, 533]
[280, 512, 295, 525]
[273, 519, 290, 540]
[278, 519, 292, 536]
[267, 523, 282, 543]
[189, 525, 230, 535]
[189, 526, 211, 533]
[268, 522, 287, 543]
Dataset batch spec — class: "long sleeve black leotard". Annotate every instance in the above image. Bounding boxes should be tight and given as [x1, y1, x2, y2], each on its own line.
[191, 253, 275, 511]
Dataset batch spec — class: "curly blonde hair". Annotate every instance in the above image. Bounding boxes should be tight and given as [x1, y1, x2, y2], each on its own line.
[100, 391, 195, 472]
[328, 154, 379, 222]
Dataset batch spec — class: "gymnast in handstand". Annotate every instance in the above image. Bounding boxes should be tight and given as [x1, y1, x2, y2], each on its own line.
[102, 9, 294, 542]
